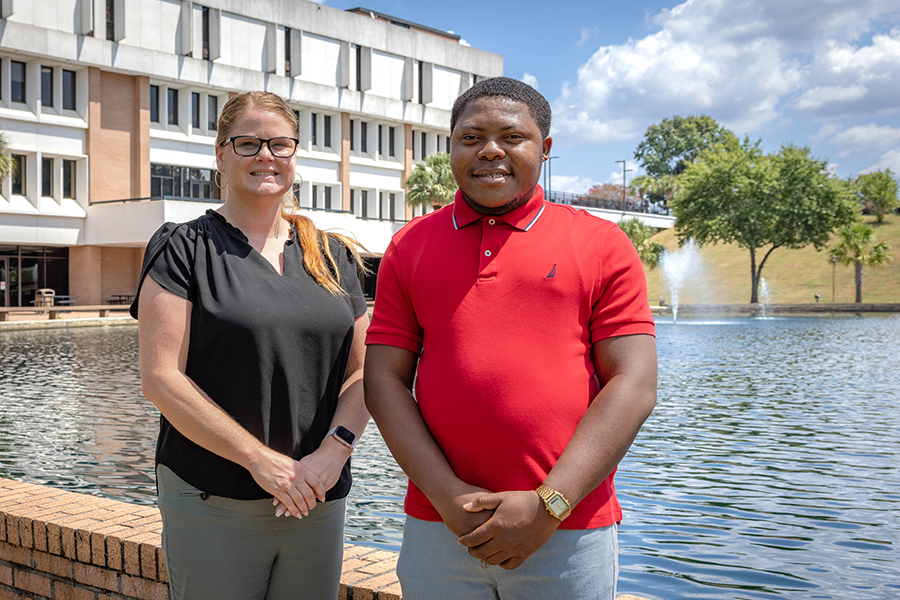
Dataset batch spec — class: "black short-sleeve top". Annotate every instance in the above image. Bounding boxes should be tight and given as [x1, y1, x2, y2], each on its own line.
[132, 210, 367, 501]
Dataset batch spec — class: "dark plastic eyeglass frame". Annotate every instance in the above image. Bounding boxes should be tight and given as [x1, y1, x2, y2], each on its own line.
[220, 136, 300, 158]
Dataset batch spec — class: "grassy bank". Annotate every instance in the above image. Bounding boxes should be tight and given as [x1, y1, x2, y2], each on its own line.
[644, 216, 899, 305]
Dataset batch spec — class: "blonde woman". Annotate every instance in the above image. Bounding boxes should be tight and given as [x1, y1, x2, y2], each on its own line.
[132, 92, 369, 599]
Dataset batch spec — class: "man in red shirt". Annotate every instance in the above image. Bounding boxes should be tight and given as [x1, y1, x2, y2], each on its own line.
[365, 77, 657, 599]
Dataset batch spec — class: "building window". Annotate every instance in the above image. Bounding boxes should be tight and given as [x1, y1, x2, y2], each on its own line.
[389, 127, 396, 158]
[446, 136, 450, 154]
[350, 120, 355, 152]
[284, 27, 291, 74]
[151, 165, 218, 200]
[41, 66, 54, 109]
[11, 61, 26, 103]
[11, 155, 25, 195]
[421, 132, 427, 159]
[378, 125, 383, 157]
[323, 115, 331, 148]
[202, 7, 210, 60]
[361, 189, 368, 218]
[62, 70, 76, 111]
[208, 95, 218, 130]
[418, 61, 424, 104]
[106, 0, 115, 41]
[349, 188, 355, 213]
[150, 85, 159, 123]
[411, 131, 415, 159]
[63, 160, 76, 199]
[361, 122, 368, 154]
[167, 88, 179, 125]
[355, 45, 362, 91]
[311, 113, 318, 146]
[312, 184, 319, 209]
[192, 92, 200, 128]
[42, 157, 53, 197]
[324, 186, 332, 210]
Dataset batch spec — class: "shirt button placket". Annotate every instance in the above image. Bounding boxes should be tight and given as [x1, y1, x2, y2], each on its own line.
[478, 218, 499, 281]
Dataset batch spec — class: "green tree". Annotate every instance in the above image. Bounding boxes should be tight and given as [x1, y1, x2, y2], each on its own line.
[672, 140, 857, 303]
[0, 133, 12, 183]
[405, 152, 457, 210]
[856, 169, 898, 223]
[618, 217, 664, 270]
[634, 115, 737, 178]
[830, 222, 892, 303]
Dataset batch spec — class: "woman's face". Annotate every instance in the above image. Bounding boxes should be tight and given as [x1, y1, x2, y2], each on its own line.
[215, 109, 297, 204]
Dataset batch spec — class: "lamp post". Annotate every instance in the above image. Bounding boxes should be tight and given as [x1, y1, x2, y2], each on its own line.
[615, 160, 632, 212]
[545, 156, 558, 201]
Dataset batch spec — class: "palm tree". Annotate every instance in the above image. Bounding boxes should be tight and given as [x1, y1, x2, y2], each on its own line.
[405, 152, 457, 210]
[0, 133, 12, 183]
[830, 222, 892, 303]
[618, 217, 664, 270]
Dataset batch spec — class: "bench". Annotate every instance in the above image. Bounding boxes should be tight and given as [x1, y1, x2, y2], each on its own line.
[0, 304, 133, 321]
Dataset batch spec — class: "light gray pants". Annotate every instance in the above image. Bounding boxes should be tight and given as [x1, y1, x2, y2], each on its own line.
[156, 464, 345, 600]
[397, 516, 618, 600]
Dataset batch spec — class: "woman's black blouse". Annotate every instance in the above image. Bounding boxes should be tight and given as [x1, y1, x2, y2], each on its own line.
[132, 210, 367, 501]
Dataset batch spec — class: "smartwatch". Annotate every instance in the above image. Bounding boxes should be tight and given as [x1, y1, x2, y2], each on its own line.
[326, 425, 358, 450]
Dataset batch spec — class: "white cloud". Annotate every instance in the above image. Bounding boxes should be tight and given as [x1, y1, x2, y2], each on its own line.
[862, 149, 900, 173]
[550, 175, 598, 195]
[550, 0, 900, 145]
[577, 27, 598, 48]
[522, 73, 539, 90]
[829, 123, 900, 156]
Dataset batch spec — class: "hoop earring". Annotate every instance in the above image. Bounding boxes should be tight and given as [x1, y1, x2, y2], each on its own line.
[214, 170, 227, 189]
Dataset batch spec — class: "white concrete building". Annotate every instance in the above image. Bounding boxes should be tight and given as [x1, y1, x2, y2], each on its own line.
[0, 0, 502, 306]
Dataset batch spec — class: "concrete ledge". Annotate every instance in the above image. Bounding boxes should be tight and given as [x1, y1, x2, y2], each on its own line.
[0, 477, 400, 599]
[663, 302, 900, 315]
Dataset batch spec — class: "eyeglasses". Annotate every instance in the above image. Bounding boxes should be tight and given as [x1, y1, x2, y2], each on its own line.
[221, 136, 299, 158]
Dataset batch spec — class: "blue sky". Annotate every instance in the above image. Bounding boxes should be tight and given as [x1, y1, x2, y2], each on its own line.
[328, 0, 900, 194]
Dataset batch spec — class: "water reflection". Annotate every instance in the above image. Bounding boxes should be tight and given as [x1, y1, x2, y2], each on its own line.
[1, 316, 898, 599]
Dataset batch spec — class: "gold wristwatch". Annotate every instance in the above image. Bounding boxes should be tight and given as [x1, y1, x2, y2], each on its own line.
[535, 484, 571, 521]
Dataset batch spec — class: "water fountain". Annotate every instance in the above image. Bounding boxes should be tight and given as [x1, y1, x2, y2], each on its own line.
[660, 239, 702, 323]
[759, 277, 770, 319]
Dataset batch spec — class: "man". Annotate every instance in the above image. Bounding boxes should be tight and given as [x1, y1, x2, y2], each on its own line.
[365, 77, 657, 599]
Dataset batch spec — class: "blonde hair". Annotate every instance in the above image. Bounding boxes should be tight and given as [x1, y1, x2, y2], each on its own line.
[217, 91, 368, 296]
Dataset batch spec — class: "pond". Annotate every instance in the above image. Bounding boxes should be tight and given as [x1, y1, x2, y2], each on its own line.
[0, 315, 897, 599]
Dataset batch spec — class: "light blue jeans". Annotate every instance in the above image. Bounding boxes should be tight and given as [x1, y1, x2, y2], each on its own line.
[156, 464, 345, 600]
[397, 516, 618, 600]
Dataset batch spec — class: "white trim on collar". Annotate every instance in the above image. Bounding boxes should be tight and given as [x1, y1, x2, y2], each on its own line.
[523, 204, 545, 231]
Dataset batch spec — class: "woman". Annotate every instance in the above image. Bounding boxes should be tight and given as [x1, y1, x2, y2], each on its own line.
[132, 91, 369, 599]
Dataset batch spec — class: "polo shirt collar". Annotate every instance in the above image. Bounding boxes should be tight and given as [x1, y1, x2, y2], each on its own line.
[451, 186, 546, 232]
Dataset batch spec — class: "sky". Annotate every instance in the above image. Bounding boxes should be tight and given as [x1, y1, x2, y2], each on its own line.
[326, 0, 900, 194]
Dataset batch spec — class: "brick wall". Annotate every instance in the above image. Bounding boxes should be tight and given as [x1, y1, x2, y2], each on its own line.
[0, 478, 400, 600]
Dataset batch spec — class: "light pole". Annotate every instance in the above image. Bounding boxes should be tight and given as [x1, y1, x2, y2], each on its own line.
[615, 160, 632, 212]
[545, 156, 559, 201]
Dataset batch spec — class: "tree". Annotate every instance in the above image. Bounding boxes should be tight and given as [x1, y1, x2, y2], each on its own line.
[672, 139, 857, 303]
[856, 169, 898, 223]
[634, 115, 736, 178]
[0, 133, 12, 183]
[830, 223, 892, 303]
[405, 152, 457, 210]
[618, 217, 664, 270]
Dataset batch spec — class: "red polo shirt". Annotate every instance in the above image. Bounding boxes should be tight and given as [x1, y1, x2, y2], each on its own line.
[366, 187, 655, 529]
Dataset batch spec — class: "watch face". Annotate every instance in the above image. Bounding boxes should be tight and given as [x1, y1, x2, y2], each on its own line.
[333, 425, 356, 446]
[547, 495, 568, 516]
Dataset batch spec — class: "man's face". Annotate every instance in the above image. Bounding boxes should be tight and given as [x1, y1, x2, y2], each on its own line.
[450, 96, 552, 215]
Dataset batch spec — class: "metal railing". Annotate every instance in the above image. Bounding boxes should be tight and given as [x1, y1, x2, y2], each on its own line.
[546, 190, 671, 215]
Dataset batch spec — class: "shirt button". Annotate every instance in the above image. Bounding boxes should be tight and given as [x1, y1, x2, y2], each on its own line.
[488, 219, 496, 225]
[484, 250, 492, 257]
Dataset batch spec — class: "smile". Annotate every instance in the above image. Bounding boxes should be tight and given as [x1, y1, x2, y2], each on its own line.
[250, 171, 277, 176]
[475, 173, 510, 181]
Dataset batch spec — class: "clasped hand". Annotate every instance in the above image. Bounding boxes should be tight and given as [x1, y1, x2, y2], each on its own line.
[251, 444, 348, 519]
[456, 490, 561, 570]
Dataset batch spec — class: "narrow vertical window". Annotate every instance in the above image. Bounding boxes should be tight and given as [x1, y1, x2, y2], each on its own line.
[355, 45, 362, 91]
[421, 132, 427, 159]
[62, 70, 77, 111]
[349, 188, 355, 214]
[11, 61, 26, 103]
[312, 184, 319, 208]
[390, 193, 397, 220]
[192, 92, 200, 128]
[389, 127, 395, 157]
[417, 61, 424, 104]
[311, 113, 318, 147]
[361, 122, 368, 154]
[202, 7, 210, 60]
[63, 160, 76, 199]
[350, 120, 355, 152]
[106, 0, 115, 41]
[323, 115, 332, 148]
[208, 95, 218, 130]
[284, 28, 291, 74]
[378, 125, 383, 157]
[168, 88, 179, 125]
[11, 155, 25, 195]
[446, 136, 450, 154]
[324, 186, 332, 210]
[42, 157, 53, 197]
[361, 190, 368, 218]
[41, 66, 54, 109]
[150, 85, 159, 123]
[411, 131, 415, 159]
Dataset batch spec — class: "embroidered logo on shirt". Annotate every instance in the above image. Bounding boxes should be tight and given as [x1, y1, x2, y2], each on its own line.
[546, 264, 556, 279]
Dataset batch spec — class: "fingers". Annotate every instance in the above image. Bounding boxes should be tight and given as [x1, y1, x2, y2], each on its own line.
[457, 523, 492, 548]
[462, 493, 502, 513]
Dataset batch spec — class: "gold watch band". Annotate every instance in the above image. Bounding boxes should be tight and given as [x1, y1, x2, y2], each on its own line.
[535, 484, 571, 521]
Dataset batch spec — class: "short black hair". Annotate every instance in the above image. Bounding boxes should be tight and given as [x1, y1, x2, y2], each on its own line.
[451, 76, 552, 139]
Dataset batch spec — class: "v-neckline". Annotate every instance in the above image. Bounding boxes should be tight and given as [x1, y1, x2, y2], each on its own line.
[207, 209, 292, 277]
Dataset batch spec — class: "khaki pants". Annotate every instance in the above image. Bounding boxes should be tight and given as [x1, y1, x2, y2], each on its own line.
[156, 464, 346, 600]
